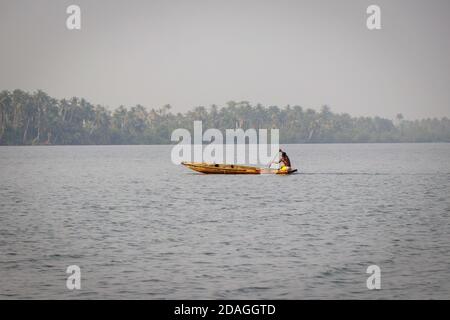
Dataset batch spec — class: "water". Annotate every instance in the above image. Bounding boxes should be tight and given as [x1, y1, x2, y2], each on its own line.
[0, 144, 449, 299]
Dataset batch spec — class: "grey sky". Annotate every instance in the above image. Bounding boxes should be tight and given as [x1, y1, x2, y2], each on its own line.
[1, 0, 449, 119]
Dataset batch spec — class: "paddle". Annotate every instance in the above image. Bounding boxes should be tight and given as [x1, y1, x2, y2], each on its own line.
[267, 150, 281, 168]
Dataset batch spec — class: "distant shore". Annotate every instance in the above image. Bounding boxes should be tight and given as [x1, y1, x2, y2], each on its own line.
[1, 90, 450, 145]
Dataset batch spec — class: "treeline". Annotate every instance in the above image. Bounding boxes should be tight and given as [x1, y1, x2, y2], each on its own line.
[1, 89, 450, 145]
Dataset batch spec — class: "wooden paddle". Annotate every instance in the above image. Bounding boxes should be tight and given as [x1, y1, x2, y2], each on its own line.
[267, 150, 281, 168]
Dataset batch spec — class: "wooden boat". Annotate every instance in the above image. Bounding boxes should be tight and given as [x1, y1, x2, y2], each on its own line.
[181, 162, 298, 175]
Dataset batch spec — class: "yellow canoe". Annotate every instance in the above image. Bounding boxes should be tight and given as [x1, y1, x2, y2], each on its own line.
[181, 162, 297, 175]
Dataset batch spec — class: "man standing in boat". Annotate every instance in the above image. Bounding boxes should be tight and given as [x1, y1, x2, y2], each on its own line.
[274, 149, 292, 173]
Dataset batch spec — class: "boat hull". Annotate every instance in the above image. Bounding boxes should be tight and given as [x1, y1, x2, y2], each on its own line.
[181, 162, 297, 175]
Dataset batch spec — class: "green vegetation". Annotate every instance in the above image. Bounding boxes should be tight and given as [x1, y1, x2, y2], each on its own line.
[1, 89, 449, 145]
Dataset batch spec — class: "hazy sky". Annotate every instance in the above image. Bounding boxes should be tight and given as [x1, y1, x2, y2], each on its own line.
[1, 0, 449, 119]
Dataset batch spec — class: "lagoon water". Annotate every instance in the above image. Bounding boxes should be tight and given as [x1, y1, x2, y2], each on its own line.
[0, 144, 449, 299]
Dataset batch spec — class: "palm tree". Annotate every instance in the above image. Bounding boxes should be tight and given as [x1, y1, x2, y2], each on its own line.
[0, 91, 12, 143]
